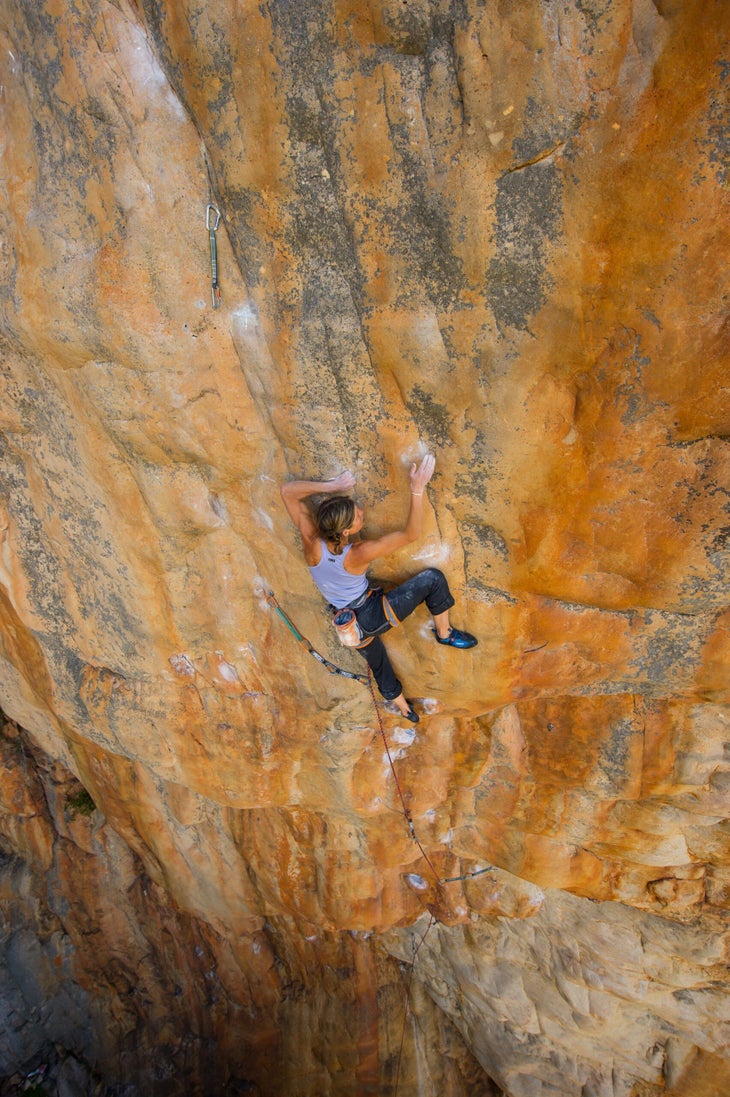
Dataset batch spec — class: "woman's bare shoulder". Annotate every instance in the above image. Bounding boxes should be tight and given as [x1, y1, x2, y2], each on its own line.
[303, 536, 322, 567]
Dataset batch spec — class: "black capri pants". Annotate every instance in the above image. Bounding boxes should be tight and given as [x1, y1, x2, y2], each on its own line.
[352, 568, 454, 700]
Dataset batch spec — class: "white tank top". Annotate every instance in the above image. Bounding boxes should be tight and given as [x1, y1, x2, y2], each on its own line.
[308, 542, 368, 608]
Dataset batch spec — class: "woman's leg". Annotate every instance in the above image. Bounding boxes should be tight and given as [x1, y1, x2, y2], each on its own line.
[356, 636, 408, 708]
[385, 568, 455, 632]
[353, 596, 415, 716]
[385, 569, 475, 646]
[432, 609, 451, 639]
[357, 636, 399, 696]
[388, 691, 415, 717]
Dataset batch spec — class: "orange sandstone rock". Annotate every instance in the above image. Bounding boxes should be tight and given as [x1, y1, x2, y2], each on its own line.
[0, 0, 728, 1094]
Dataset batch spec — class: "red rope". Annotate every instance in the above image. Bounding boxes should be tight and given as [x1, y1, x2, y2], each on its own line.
[367, 671, 442, 885]
[367, 672, 494, 889]
[366, 674, 493, 1095]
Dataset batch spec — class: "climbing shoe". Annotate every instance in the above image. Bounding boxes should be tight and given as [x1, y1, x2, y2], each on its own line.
[433, 627, 478, 649]
[384, 701, 419, 722]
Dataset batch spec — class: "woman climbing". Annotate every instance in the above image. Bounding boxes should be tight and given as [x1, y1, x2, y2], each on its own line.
[280, 455, 477, 723]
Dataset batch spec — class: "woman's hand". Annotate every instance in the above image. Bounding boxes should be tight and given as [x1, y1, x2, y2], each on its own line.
[329, 470, 356, 493]
[409, 454, 435, 495]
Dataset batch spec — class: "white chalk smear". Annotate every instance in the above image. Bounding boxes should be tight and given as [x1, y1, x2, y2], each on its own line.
[411, 543, 451, 565]
[217, 660, 239, 684]
[256, 507, 274, 531]
[235, 642, 258, 662]
[232, 303, 259, 334]
[400, 443, 430, 469]
[169, 653, 195, 677]
[252, 576, 272, 610]
[392, 726, 416, 746]
[405, 874, 429, 891]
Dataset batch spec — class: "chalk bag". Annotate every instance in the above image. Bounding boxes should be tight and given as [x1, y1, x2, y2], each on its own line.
[332, 608, 363, 647]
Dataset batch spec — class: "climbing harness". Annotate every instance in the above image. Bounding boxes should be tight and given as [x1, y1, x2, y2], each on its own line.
[266, 591, 370, 684]
[206, 203, 221, 308]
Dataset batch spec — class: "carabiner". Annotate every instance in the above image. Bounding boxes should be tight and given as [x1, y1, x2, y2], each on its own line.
[206, 203, 221, 232]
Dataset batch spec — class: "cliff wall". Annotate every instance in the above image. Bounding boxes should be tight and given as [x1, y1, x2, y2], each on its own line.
[0, 1, 728, 1094]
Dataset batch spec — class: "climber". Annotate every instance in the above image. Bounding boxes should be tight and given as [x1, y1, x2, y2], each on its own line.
[280, 455, 477, 723]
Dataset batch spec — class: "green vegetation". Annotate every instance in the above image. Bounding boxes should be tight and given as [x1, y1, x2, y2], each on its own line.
[64, 787, 96, 819]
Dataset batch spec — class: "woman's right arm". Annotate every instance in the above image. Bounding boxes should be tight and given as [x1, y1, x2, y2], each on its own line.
[346, 455, 435, 571]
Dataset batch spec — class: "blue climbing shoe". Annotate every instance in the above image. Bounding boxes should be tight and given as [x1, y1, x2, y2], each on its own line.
[433, 627, 477, 649]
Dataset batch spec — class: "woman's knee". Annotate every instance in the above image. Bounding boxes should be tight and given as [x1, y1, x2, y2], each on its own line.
[421, 568, 455, 613]
[421, 567, 449, 594]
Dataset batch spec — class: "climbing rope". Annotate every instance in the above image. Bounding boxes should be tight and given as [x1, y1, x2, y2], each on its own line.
[267, 590, 492, 1096]
[267, 592, 496, 1097]
[366, 670, 444, 882]
[267, 591, 492, 886]
[367, 672, 493, 888]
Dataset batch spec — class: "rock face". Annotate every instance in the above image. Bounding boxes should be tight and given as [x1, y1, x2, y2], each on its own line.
[0, 1, 728, 1095]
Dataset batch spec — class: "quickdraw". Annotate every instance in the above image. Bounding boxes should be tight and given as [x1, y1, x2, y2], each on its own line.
[266, 591, 370, 684]
[206, 203, 221, 308]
